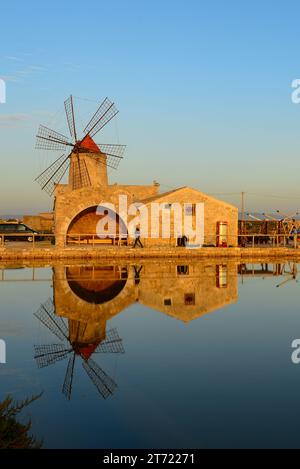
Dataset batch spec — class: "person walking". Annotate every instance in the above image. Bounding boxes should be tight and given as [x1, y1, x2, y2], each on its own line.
[133, 226, 143, 248]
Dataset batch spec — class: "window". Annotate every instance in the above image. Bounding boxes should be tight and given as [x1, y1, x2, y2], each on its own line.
[184, 293, 195, 305]
[0, 224, 17, 232]
[185, 204, 196, 216]
[164, 203, 172, 210]
[17, 224, 27, 231]
[216, 221, 228, 247]
[216, 265, 228, 288]
[164, 298, 172, 306]
[177, 265, 189, 275]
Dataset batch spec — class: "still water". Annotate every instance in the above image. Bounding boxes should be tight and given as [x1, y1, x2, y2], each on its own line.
[0, 260, 300, 448]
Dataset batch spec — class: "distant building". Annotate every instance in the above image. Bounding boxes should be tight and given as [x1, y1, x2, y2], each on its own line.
[23, 212, 54, 232]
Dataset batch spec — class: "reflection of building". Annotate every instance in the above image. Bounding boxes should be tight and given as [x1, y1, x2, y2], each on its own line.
[53, 261, 238, 330]
[137, 262, 237, 321]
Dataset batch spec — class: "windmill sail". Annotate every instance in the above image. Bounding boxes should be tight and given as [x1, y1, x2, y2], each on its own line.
[97, 144, 126, 158]
[34, 298, 68, 341]
[83, 98, 118, 138]
[35, 153, 70, 196]
[64, 95, 77, 140]
[95, 328, 125, 354]
[34, 344, 71, 368]
[71, 156, 91, 190]
[35, 94, 125, 196]
[36, 125, 72, 151]
[62, 353, 76, 400]
[82, 358, 117, 399]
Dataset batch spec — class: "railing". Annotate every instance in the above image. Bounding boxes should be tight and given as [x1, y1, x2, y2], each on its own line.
[0, 232, 299, 249]
[237, 233, 299, 248]
[66, 233, 128, 247]
[0, 233, 55, 249]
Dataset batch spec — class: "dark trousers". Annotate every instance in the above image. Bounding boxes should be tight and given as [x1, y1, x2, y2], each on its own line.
[133, 236, 143, 248]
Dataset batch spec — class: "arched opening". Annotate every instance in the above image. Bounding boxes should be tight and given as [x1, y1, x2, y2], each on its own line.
[66, 265, 128, 304]
[67, 205, 127, 245]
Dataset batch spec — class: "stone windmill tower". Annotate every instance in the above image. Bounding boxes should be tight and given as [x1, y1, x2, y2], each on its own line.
[35, 95, 127, 245]
[35, 95, 126, 195]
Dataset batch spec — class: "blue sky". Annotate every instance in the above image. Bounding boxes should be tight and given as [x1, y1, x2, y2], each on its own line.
[1, 0, 300, 214]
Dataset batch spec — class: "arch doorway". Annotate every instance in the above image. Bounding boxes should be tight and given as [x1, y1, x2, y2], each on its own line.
[67, 205, 127, 245]
[66, 265, 128, 304]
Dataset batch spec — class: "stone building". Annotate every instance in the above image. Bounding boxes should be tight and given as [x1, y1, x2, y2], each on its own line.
[53, 135, 238, 247]
[23, 212, 54, 232]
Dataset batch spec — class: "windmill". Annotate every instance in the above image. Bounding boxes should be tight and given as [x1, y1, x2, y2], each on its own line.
[33, 298, 124, 400]
[35, 95, 126, 195]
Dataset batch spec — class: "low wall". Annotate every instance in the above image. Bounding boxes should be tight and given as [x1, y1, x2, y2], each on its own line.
[1, 246, 300, 260]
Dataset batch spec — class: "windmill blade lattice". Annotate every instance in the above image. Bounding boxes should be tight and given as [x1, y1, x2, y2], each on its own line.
[71, 156, 91, 190]
[64, 95, 77, 140]
[35, 153, 70, 196]
[83, 97, 119, 138]
[83, 358, 117, 399]
[91, 153, 122, 171]
[36, 125, 72, 151]
[97, 144, 126, 158]
[34, 344, 71, 369]
[95, 328, 125, 354]
[34, 298, 69, 341]
[62, 353, 76, 401]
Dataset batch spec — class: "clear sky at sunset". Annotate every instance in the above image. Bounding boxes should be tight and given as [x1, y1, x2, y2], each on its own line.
[1, 0, 300, 215]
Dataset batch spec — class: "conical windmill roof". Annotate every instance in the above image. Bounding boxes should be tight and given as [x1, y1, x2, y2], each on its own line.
[79, 134, 102, 153]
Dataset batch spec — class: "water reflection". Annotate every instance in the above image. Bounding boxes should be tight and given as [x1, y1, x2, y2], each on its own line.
[1, 259, 300, 447]
[32, 262, 238, 400]
[34, 297, 124, 401]
[238, 262, 298, 287]
[26, 261, 300, 404]
[54, 262, 238, 322]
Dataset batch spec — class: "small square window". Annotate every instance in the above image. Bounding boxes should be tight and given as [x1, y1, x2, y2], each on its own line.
[177, 265, 189, 275]
[164, 298, 172, 306]
[184, 293, 195, 305]
[185, 204, 196, 216]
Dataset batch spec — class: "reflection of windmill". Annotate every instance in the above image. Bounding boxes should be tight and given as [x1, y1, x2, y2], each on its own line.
[35, 95, 126, 195]
[34, 298, 124, 400]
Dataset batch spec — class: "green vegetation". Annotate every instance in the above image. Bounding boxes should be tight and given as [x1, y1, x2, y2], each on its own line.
[0, 393, 43, 449]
